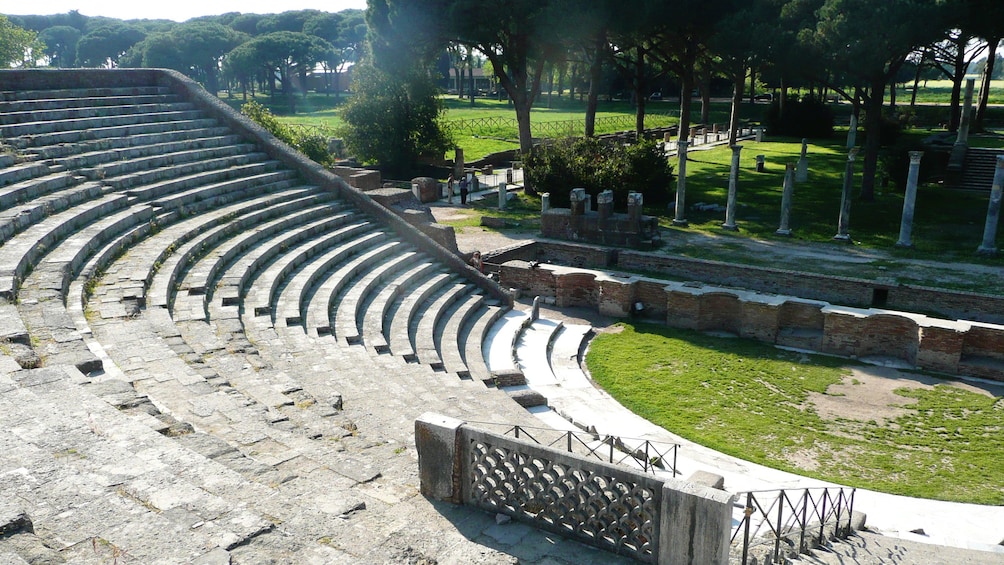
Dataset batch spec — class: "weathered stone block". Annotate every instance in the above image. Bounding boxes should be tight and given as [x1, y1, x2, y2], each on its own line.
[658, 477, 734, 565]
[415, 412, 465, 504]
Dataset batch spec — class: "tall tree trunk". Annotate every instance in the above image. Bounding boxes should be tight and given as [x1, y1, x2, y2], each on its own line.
[910, 52, 924, 108]
[948, 42, 966, 132]
[700, 73, 711, 125]
[975, 37, 1001, 132]
[469, 62, 476, 107]
[584, 32, 605, 138]
[749, 63, 757, 104]
[635, 46, 647, 137]
[547, 66, 554, 109]
[859, 80, 885, 202]
[889, 79, 896, 111]
[728, 62, 745, 146]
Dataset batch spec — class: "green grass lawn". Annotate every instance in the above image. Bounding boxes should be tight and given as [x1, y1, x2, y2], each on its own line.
[586, 322, 1004, 504]
[904, 79, 1004, 106]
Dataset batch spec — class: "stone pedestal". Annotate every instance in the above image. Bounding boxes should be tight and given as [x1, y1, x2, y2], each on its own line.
[541, 192, 551, 213]
[795, 138, 809, 183]
[570, 188, 587, 216]
[722, 144, 742, 231]
[775, 163, 795, 236]
[674, 141, 690, 226]
[896, 151, 924, 248]
[498, 182, 508, 210]
[755, 127, 764, 142]
[755, 154, 765, 173]
[834, 149, 858, 242]
[628, 192, 643, 230]
[597, 190, 614, 222]
[977, 155, 1004, 255]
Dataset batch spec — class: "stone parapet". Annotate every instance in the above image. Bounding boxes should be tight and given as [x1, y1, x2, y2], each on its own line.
[416, 413, 735, 565]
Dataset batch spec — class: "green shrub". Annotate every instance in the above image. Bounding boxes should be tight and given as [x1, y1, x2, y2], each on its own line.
[241, 100, 333, 166]
[523, 137, 674, 209]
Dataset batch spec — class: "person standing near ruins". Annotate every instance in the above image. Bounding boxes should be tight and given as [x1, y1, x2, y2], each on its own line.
[459, 175, 469, 204]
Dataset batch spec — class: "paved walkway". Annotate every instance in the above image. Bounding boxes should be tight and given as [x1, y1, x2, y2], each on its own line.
[431, 201, 1004, 563]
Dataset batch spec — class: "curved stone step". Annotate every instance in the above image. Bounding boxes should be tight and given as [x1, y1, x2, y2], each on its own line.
[124, 182, 310, 294]
[0, 170, 83, 211]
[359, 260, 441, 352]
[241, 220, 375, 317]
[0, 108, 204, 138]
[0, 101, 195, 127]
[0, 160, 53, 188]
[77, 142, 257, 182]
[484, 309, 530, 375]
[147, 193, 332, 310]
[27, 126, 233, 160]
[5, 118, 221, 149]
[414, 282, 478, 369]
[54, 134, 245, 171]
[295, 237, 403, 335]
[0, 194, 129, 299]
[436, 293, 487, 379]
[171, 204, 353, 322]
[331, 249, 421, 344]
[106, 153, 274, 192]
[0, 85, 171, 104]
[0, 92, 178, 114]
[515, 318, 564, 386]
[459, 304, 506, 384]
[386, 272, 457, 361]
[223, 219, 375, 324]
[549, 324, 594, 389]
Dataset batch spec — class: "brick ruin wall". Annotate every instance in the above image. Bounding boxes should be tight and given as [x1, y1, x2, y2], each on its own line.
[493, 244, 1004, 382]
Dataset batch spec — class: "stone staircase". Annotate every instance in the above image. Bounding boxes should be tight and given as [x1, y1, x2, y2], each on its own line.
[953, 147, 1004, 191]
[0, 69, 634, 565]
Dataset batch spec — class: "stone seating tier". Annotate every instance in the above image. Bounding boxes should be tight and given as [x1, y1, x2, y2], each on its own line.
[0, 70, 580, 564]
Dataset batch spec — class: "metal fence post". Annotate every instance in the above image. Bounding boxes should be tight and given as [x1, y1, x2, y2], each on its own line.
[818, 488, 829, 546]
[773, 490, 784, 561]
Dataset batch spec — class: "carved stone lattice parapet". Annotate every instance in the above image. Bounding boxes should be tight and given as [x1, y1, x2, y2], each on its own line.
[466, 433, 659, 562]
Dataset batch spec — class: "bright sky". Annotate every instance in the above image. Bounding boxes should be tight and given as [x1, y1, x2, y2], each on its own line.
[2, 1, 368, 22]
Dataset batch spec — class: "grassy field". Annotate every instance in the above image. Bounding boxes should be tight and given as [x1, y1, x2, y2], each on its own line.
[586, 322, 1004, 504]
[903, 79, 1004, 105]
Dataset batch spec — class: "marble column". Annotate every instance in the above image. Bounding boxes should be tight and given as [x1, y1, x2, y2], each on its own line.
[795, 138, 809, 182]
[674, 140, 689, 226]
[722, 144, 742, 231]
[977, 155, 1004, 255]
[541, 192, 551, 213]
[498, 182, 507, 210]
[834, 148, 858, 242]
[895, 151, 924, 248]
[775, 163, 795, 236]
[847, 113, 858, 149]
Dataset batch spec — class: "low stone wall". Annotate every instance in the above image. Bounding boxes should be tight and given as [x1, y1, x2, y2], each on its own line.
[416, 413, 734, 565]
[497, 261, 1004, 381]
[486, 241, 1004, 326]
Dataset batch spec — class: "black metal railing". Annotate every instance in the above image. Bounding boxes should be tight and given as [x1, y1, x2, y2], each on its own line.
[467, 421, 679, 476]
[731, 486, 856, 565]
